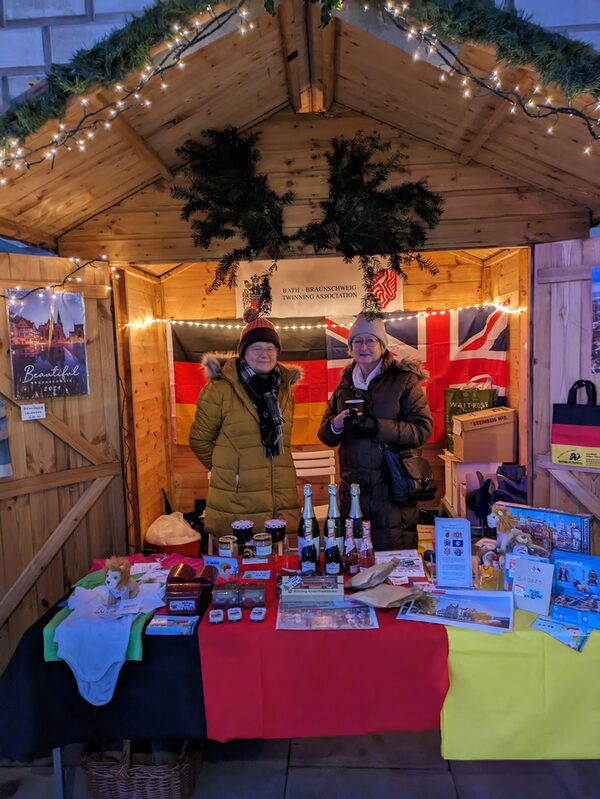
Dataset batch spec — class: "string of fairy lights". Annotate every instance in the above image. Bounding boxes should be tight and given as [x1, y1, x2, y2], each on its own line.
[123, 302, 528, 330]
[0, 2, 252, 181]
[0, 257, 115, 306]
[0, 0, 597, 186]
[379, 1, 600, 150]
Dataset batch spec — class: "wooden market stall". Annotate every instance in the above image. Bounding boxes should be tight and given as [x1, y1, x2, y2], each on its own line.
[0, 0, 599, 671]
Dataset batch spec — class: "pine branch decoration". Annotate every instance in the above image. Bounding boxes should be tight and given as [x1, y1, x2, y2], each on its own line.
[172, 127, 294, 291]
[295, 132, 443, 316]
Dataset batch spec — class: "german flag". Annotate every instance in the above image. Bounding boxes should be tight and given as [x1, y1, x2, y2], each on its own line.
[171, 317, 329, 446]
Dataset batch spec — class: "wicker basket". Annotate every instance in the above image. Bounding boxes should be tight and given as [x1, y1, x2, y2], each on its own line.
[82, 740, 202, 799]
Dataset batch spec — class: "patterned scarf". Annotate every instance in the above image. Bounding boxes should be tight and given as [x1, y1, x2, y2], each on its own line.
[237, 358, 284, 458]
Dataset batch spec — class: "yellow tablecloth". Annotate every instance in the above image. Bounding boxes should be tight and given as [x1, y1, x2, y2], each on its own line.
[441, 610, 600, 760]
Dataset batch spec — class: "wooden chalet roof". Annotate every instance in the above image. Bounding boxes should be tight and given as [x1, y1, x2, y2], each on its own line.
[0, 0, 597, 263]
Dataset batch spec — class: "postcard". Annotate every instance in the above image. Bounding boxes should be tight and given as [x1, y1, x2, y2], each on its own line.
[7, 290, 89, 399]
[512, 559, 554, 615]
[203, 555, 238, 579]
[242, 570, 271, 580]
[397, 588, 513, 634]
[276, 601, 379, 631]
[532, 615, 591, 653]
[375, 549, 426, 585]
[435, 518, 473, 588]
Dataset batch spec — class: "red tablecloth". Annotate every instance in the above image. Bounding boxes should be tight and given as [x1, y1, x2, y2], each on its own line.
[199, 560, 449, 742]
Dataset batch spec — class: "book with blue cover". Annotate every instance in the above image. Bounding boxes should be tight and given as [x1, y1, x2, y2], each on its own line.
[532, 616, 591, 652]
[551, 552, 600, 630]
[145, 615, 199, 635]
[497, 502, 591, 554]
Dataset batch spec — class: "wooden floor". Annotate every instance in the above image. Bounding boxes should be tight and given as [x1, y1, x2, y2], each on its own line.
[2, 734, 600, 798]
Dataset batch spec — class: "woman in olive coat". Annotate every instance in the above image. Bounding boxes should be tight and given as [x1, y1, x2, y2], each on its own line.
[318, 313, 433, 550]
[189, 313, 301, 536]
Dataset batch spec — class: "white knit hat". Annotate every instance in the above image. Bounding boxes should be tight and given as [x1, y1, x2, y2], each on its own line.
[348, 313, 389, 349]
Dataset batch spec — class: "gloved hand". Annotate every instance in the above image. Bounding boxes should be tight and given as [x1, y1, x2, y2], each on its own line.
[350, 416, 378, 437]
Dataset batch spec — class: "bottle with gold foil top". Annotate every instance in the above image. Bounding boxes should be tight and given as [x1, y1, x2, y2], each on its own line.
[298, 484, 320, 562]
[325, 483, 344, 557]
[342, 519, 359, 575]
[347, 483, 363, 552]
[358, 520, 375, 571]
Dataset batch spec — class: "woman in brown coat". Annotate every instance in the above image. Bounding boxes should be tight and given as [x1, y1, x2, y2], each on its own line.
[318, 313, 433, 550]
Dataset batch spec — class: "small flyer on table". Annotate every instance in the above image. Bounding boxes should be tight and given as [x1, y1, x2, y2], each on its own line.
[276, 601, 379, 631]
[398, 588, 513, 634]
[532, 616, 591, 652]
[375, 550, 426, 585]
[434, 518, 473, 588]
[512, 559, 554, 615]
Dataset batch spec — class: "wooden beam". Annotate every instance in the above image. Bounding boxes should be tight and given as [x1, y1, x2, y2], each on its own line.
[0, 374, 109, 465]
[458, 70, 534, 165]
[96, 91, 174, 182]
[455, 250, 484, 266]
[0, 461, 120, 500]
[536, 454, 600, 477]
[277, 0, 312, 112]
[0, 475, 114, 628]
[307, 3, 337, 112]
[483, 248, 518, 267]
[541, 463, 600, 520]
[0, 278, 109, 299]
[0, 215, 57, 250]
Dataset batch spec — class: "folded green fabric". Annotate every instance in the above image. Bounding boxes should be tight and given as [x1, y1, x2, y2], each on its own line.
[43, 570, 153, 662]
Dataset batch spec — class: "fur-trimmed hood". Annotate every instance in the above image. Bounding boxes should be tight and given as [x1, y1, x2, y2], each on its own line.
[201, 353, 303, 385]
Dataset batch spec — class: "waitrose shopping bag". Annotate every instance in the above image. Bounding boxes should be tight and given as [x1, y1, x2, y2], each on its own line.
[551, 380, 600, 468]
[444, 375, 500, 453]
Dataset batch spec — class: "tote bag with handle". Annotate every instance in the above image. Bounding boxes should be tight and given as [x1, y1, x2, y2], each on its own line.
[551, 380, 600, 468]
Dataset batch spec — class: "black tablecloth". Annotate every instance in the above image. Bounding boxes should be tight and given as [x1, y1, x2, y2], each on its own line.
[0, 607, 207, 761]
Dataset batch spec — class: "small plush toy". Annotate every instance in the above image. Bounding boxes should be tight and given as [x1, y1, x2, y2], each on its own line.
[104, 556, 140, 606]
[487, 504, 549, 558]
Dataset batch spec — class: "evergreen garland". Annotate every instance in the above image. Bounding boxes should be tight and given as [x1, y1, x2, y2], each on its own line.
[0, 0, 599, 149]
[171, 127, 294, 291]
[0, 0, 222, 147]
[320, 0, 600, 100]
[295, 133, 443, 316]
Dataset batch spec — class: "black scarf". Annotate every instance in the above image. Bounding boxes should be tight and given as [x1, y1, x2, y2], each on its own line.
[237, 358, 284, 458]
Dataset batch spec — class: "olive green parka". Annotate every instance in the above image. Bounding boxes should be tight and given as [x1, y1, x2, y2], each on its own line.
[189, 354, 301, 536]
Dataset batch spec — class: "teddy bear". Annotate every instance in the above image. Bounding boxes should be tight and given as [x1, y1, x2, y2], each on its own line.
[104, 556, 140, 606]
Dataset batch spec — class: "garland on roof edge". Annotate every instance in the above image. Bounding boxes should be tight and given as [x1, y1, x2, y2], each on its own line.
[174, 128, 443, 317]
[0, 0, 599, 150]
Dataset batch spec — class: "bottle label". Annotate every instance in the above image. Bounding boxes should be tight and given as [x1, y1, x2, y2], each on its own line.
[345, 539, 355, 555]
[349, 563, 359, 575]
[325, 561, 340, 575]
[301, 561, 315, 574]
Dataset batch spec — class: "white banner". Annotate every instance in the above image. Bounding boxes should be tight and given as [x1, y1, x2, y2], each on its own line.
[235, 257, 404, 318]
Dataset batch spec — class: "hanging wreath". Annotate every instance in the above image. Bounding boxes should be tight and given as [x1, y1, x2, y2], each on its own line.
[171, 127, 294, 293]
[295, 132, 443, 315]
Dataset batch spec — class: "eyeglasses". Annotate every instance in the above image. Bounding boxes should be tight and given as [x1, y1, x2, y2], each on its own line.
[246, 344, 278, 356]
[351, 336, 380, 348]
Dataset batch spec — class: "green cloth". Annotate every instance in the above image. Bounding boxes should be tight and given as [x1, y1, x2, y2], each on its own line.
[440, 610, 600, 759]
[43, 570, 153, 663]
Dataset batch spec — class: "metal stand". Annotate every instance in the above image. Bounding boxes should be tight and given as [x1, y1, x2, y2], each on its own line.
[52, 747, 65, 799]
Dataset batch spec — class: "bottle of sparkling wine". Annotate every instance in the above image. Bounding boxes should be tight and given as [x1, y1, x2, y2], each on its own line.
[324, 519, 342, 575]
[342, 518, 359, 575]
[358, 520, 375, 571]
[347, 483, 363, 551]
[298, 484, 320, 563]
[325, 483, 344, 557]
[299, 527, 318, 575]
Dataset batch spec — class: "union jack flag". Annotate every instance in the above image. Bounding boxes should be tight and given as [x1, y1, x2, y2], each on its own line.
[326, 307, 508, 444]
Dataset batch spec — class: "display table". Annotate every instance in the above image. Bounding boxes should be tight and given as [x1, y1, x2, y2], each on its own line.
[0, 555, 207, 762]
[441, 609, 600, 760]
[199, 563, 450, 742]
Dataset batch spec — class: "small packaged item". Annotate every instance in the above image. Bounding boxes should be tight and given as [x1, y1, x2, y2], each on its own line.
[239, 584, 266, 608]
[208, 609, 224, 624]
[212, 582, 240, 608]
[227, 607, 242, 622]
[250, 607, 267, 623]
[252, 532, 272, 557]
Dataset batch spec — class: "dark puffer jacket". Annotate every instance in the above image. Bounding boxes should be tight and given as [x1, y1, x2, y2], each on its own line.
[317, 351, 433, 550]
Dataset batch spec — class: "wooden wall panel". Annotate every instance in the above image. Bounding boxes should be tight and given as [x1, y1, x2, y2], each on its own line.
[0, 254, 125, 671]
[533, 239, 600, 551]
[119, 272, 171, 543]
[59, 109, 589, 263]
[489, 248, 530, 465]
[159, 250, 523, 513]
